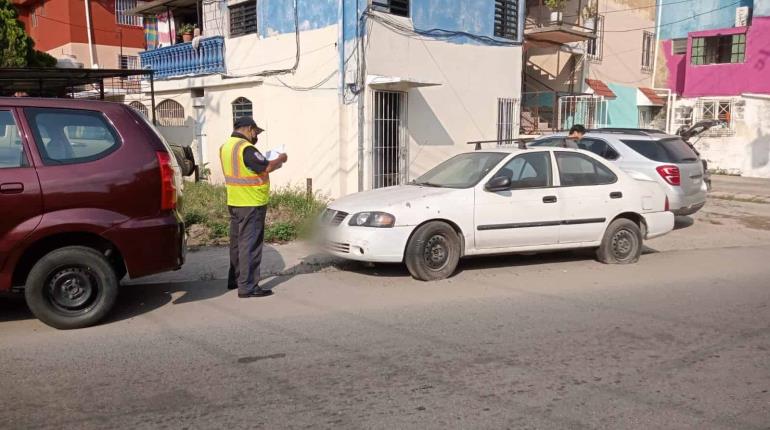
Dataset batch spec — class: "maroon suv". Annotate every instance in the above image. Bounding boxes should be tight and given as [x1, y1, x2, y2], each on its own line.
[0, 98, 185, 329]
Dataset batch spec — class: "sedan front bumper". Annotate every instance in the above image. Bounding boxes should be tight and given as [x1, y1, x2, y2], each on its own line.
[322, 223, 413, 263]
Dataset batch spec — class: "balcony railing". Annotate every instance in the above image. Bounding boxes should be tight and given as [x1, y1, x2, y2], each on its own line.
[525, 1, 597, 44]
[140, 36, 225, 79]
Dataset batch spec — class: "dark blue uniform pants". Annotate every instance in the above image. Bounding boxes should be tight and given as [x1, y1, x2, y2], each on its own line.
[227, 205, 267, 294]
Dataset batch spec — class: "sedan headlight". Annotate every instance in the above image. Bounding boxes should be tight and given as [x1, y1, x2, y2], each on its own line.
[348, 212, 396, 228]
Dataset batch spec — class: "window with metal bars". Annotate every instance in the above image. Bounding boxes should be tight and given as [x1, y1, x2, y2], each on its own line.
[128, 101, 148, 118]
[497, 98, 519, 145]
[229, 1, 258, 37]
[587, 15, 604, 61]
[156, 99, 185, 127]
[691, 34, 746, 65]
[116, 0, 142, 27]
[641, 31, 654, 72]
[232, 97, 253, 123]
[372, 0, 409, 17]
[118, 55, 139, 70]
[494, 0, 519, 40]
[695, 99, 736, 136]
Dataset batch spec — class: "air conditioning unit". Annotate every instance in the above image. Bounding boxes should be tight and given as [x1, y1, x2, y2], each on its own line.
[736, 6, 750, 27]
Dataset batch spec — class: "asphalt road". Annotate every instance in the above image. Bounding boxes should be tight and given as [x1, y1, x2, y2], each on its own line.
[2, 239, 769, 429]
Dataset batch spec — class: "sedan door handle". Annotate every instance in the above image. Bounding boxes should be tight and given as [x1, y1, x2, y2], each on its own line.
[543, 195, 558, 204]
[610, 192, 623, 199]
[0, 183, 24, 194]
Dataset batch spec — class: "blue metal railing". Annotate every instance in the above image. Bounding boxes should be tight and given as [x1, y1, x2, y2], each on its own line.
[140, 36, 225, 79]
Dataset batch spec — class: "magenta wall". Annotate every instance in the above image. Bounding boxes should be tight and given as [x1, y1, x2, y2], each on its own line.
[681, 17, 770, 97]
[662, 40, 687, 95]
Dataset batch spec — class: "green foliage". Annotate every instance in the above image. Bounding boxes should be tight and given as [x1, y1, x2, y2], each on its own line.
[177, 23, 195, 36]
[265, 222, 296, 243]
[544, 0, 567, 12]
[180, 181, 328, 245]
[0, 0, 30, 67]
[0, 0, 58, 68]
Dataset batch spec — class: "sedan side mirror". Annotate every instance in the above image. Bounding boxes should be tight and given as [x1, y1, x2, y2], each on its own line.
[485, 176, 511, 192]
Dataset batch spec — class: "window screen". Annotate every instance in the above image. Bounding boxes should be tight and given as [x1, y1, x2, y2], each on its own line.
[494, 0, 520, 40]
[372, 0, 409, 17]
[230, 1, 258, 37]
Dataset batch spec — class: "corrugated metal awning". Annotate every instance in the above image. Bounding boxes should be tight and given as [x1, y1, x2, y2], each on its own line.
[127, 0, 197, 16]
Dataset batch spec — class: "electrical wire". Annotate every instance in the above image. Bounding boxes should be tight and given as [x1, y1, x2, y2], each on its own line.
[603, 1, 741, 33]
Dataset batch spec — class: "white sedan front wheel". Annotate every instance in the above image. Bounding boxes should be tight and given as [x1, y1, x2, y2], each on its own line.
[404, 221, 461, 281]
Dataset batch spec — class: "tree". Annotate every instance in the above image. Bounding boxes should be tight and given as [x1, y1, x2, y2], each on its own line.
[0, 0, 56, 68]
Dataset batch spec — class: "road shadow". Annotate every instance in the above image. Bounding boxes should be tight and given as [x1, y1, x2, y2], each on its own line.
[0, 294, 33, 323]
[674, 216, 695, 230]
[340, 249, 624, 279]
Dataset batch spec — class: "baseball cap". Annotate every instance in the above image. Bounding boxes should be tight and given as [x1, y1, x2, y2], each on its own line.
[233, 116, 265, 133]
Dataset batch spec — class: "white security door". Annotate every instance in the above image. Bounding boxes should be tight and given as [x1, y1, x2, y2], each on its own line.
[372, 90, 408, 189]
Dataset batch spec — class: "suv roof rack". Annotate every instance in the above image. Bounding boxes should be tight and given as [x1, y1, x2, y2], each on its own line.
[590, 128, 668, 136]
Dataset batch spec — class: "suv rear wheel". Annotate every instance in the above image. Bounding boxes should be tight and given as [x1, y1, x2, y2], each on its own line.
[597, 219, 642, 264]
[25, 246, 119, 330]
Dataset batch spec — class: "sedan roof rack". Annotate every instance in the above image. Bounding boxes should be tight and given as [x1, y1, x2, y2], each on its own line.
[590, 127, 668, 136]
[468, 138, 534, 151]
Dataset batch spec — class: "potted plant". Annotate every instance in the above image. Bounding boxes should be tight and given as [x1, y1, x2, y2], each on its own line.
[545, 0, 567, 23]
[582, 2, 598, 29]
[178, 23, 195, 43]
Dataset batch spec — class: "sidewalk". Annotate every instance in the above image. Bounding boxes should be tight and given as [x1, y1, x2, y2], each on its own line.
[710, 175, 770, 202]
[126, 241, 339, 285]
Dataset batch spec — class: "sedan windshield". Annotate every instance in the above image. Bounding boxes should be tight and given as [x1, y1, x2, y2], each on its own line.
[412, 152, 508, 188]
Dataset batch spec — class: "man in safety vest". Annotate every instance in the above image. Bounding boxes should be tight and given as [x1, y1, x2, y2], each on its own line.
[221, 116, 288, 298]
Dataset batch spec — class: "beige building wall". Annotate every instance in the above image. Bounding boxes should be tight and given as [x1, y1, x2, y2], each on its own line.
[46, 43, 143, 69]
[525, 0, 655, 92]
[587, 0, 656, 87]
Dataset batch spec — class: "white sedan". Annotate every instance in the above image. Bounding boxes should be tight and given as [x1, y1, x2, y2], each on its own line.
[321, 147, 675, 281]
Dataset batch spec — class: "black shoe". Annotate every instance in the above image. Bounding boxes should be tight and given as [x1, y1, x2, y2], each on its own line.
[238, 289, 273, 298]
[227, 285, 238, 290]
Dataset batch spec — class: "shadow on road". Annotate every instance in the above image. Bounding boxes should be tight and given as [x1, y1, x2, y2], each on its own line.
[0, 295, 32, 323]
[339, 248, 655, 279]
[674, 216, 695, 230]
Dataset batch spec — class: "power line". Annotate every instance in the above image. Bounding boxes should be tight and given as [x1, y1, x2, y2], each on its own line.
[604, 1, 740, 33]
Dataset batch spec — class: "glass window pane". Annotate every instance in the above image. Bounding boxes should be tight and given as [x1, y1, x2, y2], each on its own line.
[494, 152, 552, 189]
[556, 152, 617, 186]
[0, 111, 25, 169]
[25, 108, 120, 165]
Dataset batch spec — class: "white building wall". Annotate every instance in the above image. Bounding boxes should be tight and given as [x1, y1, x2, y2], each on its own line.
[681, 96, 770, 178]
[149, 14, 523, 198]
[364, 15, 522, 185]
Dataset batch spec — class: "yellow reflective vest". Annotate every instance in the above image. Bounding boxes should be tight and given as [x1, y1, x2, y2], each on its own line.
[219, 137, 270, 207]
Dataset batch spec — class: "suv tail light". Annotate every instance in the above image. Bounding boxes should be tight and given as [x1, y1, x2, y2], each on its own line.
[656, 165, 681, 186]
[157, 151, 177, 211]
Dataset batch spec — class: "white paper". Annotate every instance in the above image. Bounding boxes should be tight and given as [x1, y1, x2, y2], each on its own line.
[265, 145, 285, 161]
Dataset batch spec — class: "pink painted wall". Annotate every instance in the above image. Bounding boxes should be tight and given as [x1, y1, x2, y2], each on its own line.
[662, 39, 686, 95]
[682, 17, 770, 97]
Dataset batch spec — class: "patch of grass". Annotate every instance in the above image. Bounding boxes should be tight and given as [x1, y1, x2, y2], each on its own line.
[181, 181, 327, 246]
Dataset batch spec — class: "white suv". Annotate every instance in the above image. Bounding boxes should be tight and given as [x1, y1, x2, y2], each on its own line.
[530, 129, 707, 215]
